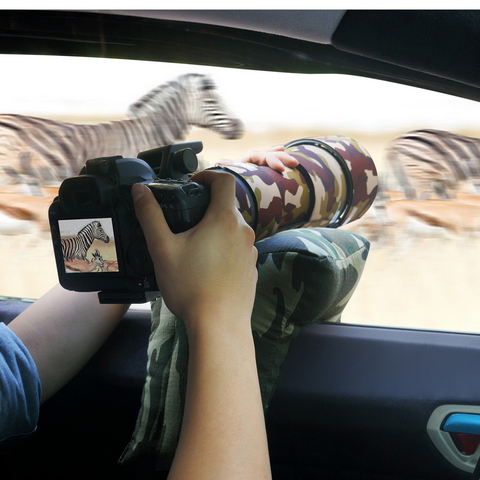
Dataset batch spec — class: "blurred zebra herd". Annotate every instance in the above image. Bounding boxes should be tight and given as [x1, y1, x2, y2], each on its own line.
[1, 71, 480, 258]
[343, 129, 480, 252]
[0, 73, 243, 236]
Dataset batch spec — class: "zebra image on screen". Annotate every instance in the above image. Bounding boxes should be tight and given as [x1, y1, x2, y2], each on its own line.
[61, 220, 110, 262]
[386, 129, 480, 199]
[0, 73, 243, 193]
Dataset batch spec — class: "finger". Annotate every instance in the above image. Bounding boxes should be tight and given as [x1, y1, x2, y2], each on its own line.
[190, 170, 247, 234]
[276, 152, 299, 166]
[190, 170, 237, 213]
[265, 155, 286, 172]
[234, 151, 263, 164]
[132, 184, 173, 256]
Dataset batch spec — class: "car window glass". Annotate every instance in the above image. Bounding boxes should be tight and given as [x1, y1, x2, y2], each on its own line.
[2, 54, 480, 332]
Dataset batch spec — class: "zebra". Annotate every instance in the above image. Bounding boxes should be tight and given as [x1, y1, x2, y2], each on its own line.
[0, 73, 243, 192]
[61, 220, 110, 262]
[386, 129, 480, 199]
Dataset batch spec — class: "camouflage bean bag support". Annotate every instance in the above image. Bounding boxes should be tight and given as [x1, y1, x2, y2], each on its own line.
[120, 227, 370, 469]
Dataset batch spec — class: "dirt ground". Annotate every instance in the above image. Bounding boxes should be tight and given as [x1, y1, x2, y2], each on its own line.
[2, 127, 480, 334]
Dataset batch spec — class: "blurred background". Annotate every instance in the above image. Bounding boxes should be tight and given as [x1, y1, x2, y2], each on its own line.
[2, 54, 480, 333]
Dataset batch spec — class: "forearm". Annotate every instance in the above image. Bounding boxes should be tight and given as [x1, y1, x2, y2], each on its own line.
[7, 284, 129, 403]
[168, 319, 271, 480]
[133, 172, 269, 477]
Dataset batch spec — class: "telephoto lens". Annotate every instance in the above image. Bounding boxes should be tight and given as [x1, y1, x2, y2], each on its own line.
[210, 135, 378, 241]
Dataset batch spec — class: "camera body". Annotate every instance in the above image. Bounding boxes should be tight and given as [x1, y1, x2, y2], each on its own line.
[49, 142, 210, 304]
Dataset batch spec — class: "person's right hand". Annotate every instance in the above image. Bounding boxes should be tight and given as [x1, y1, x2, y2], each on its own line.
[132, 170, 258, 335]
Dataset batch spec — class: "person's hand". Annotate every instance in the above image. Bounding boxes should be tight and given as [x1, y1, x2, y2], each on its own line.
[218, 145, 298, 172]
[132, 170, 258, 335]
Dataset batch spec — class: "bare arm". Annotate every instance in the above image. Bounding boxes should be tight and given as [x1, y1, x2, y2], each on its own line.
[7, 284, 129, 403]
[171, 321, 269, 479]
[132, 170, 271, 479]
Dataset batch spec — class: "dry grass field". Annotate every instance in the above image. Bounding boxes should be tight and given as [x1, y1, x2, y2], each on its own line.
[2, 126, 480, 334]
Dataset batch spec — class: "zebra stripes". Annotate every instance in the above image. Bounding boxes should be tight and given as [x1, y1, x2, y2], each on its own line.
[127, 74, 242, 139]
[386, 129, 480, 199]
[0, 73, 243, 191]
[61, 220, 110, 262]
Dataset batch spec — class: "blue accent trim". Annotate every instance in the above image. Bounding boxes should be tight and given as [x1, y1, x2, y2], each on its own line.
[443, 414, 480, 434]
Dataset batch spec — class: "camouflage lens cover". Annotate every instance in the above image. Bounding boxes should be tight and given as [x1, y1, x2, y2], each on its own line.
[313, 135, 378, 225]
[285, 140, 348, 227]
[211, 135, 377, 240]
[213, 163, 311, 241]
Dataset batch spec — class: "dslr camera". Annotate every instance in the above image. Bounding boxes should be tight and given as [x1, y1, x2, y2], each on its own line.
[50, 135, 379, 305]
[49, 142, 210, 304]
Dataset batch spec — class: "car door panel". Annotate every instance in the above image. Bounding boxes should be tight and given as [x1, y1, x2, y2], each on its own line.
[2, 300, 477, 479]
[267, 322, 478, 479]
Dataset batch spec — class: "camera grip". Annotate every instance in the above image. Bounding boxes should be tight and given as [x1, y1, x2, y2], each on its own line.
[150, 181, 210, 233]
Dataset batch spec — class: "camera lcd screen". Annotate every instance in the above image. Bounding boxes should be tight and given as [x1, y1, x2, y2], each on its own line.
[58, 217, 119, 273]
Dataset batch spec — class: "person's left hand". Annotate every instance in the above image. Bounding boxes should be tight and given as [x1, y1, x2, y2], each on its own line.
[218, 145, 298, 172]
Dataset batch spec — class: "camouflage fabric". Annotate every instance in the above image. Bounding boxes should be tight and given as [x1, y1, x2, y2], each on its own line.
[120, 227, 370, 469]
[211, 135, 378, 241]
[288, 135, 378, 226]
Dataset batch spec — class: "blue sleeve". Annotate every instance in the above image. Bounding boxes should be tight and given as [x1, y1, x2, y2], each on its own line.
[0, 322, 42, 446]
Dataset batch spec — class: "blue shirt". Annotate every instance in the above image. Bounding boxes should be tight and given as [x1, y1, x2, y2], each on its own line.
[0, 322, 41, 446]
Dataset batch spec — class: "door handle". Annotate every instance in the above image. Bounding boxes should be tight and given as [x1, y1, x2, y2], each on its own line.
[444, 413, 480, 435]
[427, 405, 480, 473]
[443, 413, 480, 456]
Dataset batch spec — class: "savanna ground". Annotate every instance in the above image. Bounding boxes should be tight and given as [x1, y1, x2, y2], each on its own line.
[2, 126, 480, 334]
